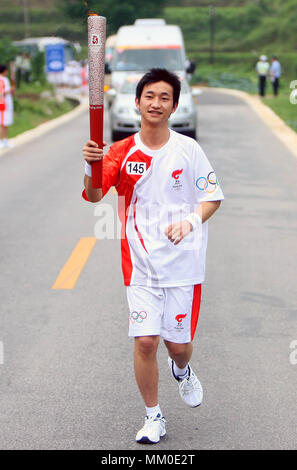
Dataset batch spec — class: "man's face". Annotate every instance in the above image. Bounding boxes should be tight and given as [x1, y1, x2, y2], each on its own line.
[135, 81, 178, 125]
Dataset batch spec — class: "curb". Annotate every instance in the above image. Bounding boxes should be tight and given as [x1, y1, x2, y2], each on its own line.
[197, 86, 297, 161]
[0, 93, 89, 157]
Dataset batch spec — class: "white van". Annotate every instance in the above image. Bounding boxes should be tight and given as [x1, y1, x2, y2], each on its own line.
[109, 19, 195, 92]
[105, 34, 117, 68]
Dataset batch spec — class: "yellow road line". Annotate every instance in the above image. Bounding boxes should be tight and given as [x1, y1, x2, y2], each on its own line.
[52, 237, 97, 289]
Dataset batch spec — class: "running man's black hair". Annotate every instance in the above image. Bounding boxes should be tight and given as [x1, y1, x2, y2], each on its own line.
[136, 68, 181, 107]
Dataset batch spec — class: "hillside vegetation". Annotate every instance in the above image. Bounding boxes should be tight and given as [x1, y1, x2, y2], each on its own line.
[0, 0, 296, 54]
[1, 0, 296, 133]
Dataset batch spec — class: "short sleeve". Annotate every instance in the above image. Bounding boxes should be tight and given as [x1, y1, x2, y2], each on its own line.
[82, 136, 136, 202]
[192, 142, 224, 203]
[101, 144, 122, 196]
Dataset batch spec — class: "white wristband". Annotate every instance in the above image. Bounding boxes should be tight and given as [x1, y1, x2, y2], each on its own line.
[185, 212, 202, 230]
[85, 161, 92, 177]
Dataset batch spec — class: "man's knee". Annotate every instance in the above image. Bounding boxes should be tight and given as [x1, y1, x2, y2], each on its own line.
[165, 340, 192, 359]
[135, 336, 159, 356]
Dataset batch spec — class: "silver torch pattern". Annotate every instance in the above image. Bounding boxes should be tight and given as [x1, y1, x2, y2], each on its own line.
[87, 13, 106, 189]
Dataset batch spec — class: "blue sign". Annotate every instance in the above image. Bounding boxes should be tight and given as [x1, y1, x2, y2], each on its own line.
[46, 44, 65, 73]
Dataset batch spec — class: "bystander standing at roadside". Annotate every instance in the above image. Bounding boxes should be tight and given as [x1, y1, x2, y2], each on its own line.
[0, 64, 14, 149]
[270, 55, 281, 97]
[23, 53, 32, 83]
[15, 52, 25, 88]
[256, 55, 269, 97]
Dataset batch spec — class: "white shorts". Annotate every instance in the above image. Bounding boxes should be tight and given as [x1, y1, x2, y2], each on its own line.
[126, 284, 202, 344]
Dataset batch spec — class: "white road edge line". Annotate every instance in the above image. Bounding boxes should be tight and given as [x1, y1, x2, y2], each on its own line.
[197, 86, 297, 161]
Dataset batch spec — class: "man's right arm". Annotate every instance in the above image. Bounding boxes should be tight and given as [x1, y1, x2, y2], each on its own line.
[84, 174, 102, 202]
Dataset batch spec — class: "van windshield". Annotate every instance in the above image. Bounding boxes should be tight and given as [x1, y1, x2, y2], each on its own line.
[113, 48, 183, 72]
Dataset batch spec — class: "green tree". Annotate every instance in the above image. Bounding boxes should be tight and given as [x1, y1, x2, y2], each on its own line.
[0, 38, 18, 65]
[57, 0, 166, 34]
[31, 52, 46, 84]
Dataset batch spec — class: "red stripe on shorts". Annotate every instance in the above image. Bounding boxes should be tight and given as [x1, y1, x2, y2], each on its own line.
[191, 284, 202, 341]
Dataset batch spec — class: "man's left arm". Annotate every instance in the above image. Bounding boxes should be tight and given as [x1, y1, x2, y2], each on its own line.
[165, 200, 221, 245]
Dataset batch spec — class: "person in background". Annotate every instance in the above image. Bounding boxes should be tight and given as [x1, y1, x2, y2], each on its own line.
[0, 64, 14, 149]
[81, 60, 88, 96]
[23, 54, 32, 83]
[256, 55, 269, 97]
[270, 56, 281, 97]
[15, 52, 25, 88]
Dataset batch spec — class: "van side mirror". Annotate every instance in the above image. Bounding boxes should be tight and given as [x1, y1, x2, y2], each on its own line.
[186, 61, 196, 74]
[105, 62, 111, 74]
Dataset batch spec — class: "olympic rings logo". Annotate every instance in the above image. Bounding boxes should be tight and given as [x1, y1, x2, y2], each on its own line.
[130, 310, 148, 324]
[196, 171, 218, 194]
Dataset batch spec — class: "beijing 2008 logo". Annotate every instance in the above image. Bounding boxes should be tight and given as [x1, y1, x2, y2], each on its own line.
[171, 169, 183, 190]
[175, 314, 187, 332]
[130, 310, 147, 324]
[196, 171, 218, 194]
[90, 34, 101, 49]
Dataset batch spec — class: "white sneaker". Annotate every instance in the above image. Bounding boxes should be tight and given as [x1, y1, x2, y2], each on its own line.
[136, 413, 166, 444]
[168, 357, 203, 408]
[0, 141, 5, 149]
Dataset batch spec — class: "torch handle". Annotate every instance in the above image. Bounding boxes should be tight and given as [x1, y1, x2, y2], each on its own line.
[87, 14, 106, 190]
[90, 105, 104, 188]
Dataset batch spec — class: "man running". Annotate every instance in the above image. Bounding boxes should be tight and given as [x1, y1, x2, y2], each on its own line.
[82, 68, 224, 444]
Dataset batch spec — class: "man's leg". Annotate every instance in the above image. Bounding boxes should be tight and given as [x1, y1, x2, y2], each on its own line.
[164, 340, 193, 370]
[2, 125, 8, 140]
[127, 286, 166, 443]
[165, 340, 203, 408]
[274, 78, 279, 96]
[134, 335, 160, 407]
[0, 125, 6, 147]
[134, 335, 166, 444]
[261, 76, 266, 96]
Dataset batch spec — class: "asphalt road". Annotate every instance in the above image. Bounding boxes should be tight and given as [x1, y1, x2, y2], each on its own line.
[0, 89, 296, 450]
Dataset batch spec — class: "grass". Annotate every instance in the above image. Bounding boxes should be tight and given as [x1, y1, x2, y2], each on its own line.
[8, 82, 77, 138]
[190, 56, 297, 134]
[262, 95, 297, 133]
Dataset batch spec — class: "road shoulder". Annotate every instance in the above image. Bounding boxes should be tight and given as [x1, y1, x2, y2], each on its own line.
[197, 87, 297, 161]
[0, 91, 88, 158]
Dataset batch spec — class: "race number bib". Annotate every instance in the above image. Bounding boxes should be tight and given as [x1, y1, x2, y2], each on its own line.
[126, 162, 147, 175]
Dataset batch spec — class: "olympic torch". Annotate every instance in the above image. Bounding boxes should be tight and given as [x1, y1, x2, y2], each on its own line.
[87, 13, 106, 189]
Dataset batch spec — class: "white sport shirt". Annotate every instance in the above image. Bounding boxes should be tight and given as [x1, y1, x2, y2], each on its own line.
[83, 130, 224, 287]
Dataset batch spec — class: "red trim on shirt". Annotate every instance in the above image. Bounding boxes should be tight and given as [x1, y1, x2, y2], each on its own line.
[82, 135, 155, 286]
[133, 197, 148, 254]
